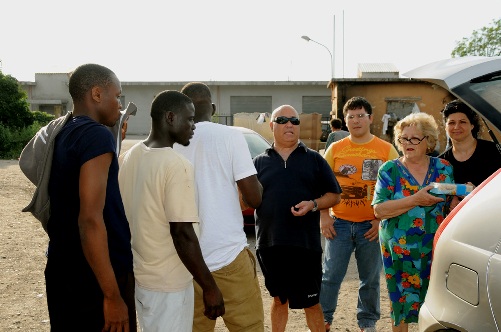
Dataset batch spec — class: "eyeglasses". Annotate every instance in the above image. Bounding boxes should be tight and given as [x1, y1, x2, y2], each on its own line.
[346, 113, 370, 121]
[397, 136, 428, 145]
[273, 116, 301, 125]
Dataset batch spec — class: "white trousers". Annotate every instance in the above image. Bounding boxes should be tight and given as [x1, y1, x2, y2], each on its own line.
[135, 283, 194, 332]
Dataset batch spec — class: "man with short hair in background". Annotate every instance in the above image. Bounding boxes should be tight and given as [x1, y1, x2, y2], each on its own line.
[325, 118, 349, 151]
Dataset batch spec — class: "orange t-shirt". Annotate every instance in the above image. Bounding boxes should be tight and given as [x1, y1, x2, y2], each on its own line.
[324, 136, 399, 222]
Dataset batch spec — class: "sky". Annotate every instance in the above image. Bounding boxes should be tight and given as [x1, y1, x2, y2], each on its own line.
[1, 0, 500, 82]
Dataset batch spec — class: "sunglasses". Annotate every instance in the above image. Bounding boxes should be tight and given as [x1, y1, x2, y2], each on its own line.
[273, 116, 301, 125]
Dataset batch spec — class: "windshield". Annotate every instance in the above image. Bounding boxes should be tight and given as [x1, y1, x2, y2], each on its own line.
[244, 133, 270, 159]
[453, 70, 501, 130]
[470, 72, 501, 112]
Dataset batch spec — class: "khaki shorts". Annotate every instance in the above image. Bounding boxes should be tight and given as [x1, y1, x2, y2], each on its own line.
[193, 248, 264, 332]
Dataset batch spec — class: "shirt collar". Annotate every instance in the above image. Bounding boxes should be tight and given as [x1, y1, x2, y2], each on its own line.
[266, 141, 309, 155]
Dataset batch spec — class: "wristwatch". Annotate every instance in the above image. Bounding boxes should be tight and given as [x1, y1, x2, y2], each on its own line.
[311, 199, 318, 212]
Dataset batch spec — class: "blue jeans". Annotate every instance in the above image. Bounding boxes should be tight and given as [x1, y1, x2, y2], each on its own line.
[320, 218, 381, 329]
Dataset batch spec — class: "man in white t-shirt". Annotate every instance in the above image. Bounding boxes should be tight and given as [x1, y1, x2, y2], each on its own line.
[174, 82, 264, 331]
[119, 90, 224, 331]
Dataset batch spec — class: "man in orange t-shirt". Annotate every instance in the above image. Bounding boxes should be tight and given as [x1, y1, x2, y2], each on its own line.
[319, 97, 399, 332]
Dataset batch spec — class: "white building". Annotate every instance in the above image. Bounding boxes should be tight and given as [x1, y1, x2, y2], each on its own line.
[21, 73, 332, 135]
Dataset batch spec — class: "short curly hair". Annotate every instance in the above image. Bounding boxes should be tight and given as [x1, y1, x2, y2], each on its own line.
[330, 118, 343, 129]
[394, 112, 439, 154]
[150, 90, 193, 123]
[342, 96, 372, 117]
[181, 82, 212, 103]
[68, 64, 116, 102]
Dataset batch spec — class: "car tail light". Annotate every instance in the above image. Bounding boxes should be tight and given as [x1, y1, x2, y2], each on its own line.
[433, 168, 501, 252]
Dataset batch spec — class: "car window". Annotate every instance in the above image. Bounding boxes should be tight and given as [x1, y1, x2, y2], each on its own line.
[452, 71, 501, 131]
[243, 133, 271, 159]
[470, 72, 501, 112]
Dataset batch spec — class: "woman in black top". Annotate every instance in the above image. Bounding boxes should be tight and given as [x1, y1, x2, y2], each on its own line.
[439, 99, 501, 187]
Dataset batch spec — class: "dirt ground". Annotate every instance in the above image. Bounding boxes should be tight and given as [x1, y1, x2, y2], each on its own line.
[0, 137, 418, 331]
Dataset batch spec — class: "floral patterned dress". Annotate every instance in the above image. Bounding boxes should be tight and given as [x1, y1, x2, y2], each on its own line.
[372, 157, 453, 325]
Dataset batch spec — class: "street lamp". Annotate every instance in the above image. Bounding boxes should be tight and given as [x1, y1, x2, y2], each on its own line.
[301, 35, 334, 79]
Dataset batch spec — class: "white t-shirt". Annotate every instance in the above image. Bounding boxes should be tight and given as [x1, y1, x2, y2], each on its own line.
[118, 142, 199, 292]
[174, 122, 257, 271]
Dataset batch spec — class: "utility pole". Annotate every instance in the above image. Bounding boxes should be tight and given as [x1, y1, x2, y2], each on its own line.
[342, 10, 345, 78]
[333, 15, 335, 79]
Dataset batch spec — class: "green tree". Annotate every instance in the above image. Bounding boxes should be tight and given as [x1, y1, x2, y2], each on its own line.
[0, 71, 34, 129]
[452, 18, 501, 57]
[0, 72, 55, 158]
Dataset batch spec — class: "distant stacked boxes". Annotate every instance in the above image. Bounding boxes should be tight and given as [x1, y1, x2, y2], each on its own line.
[233, 112, 323, 151]
[299, 113, 322, 151]
[233, 112, 274, 142]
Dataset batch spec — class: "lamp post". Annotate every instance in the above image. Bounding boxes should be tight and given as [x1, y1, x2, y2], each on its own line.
[301, 35, 334, 79]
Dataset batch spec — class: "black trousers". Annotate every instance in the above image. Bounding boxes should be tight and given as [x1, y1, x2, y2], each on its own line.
[45, 258, 136, 332]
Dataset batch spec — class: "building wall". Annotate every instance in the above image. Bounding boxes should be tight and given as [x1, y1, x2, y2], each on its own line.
[121, 84, 184, 135]
[23, 73, 71, 115]
[21, 76, 331, 136]
[331, 80, 454, 153]
[331, 79, 501, 155]
[121, 83, 331, 135]
[25, 74, 500, 155]
[33, 73, 69, 101]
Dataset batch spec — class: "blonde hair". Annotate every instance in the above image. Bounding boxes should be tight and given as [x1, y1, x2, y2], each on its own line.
[394, 112, 439, 154]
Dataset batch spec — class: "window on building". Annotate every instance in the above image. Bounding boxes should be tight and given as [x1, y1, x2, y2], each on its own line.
[302, 96, 332, 117]
[386, 100, 419, 120]
[384, 99, 421, 140]
[229, 96, 272, 126]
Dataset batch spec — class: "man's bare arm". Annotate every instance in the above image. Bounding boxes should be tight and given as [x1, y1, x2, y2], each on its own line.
[171, 222, 225, 320]
[237, 175, 262, 209]
[79, 152, 129, 331]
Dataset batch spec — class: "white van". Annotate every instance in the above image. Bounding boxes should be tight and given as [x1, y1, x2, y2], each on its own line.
[405, 56, 501, 332]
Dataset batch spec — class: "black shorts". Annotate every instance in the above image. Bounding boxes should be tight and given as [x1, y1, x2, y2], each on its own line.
[45, 258, 136, 332]
[256, 245, 322, 309]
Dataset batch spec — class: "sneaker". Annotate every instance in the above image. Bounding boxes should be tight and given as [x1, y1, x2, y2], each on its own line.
[361, 327, 376, 332]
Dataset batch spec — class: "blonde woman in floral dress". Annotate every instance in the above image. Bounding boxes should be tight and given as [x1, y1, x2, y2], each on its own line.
[372, 113, 453, 332]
